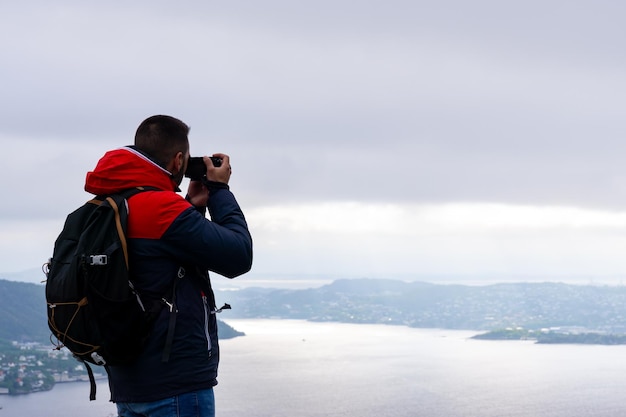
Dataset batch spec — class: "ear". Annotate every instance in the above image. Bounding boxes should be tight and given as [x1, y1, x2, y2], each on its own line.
[166, 151, 185, 174]
[169, 152, 185, 173]
[175, 151, 184, 171]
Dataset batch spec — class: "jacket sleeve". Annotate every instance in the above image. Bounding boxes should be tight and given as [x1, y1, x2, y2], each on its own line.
[164, 188, 253, 278]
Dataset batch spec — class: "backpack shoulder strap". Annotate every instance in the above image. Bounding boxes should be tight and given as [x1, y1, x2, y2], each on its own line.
[117, 186, 159, 199]
[109, 186, 179, 363]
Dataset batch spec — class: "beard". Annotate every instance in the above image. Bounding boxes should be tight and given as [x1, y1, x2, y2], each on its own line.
[171, 168, 185, 187]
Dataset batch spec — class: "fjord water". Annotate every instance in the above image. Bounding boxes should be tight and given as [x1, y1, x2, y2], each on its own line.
[3, 319, 625, 416]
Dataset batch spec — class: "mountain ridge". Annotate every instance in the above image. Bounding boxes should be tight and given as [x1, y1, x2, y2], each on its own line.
[216, 277, 626, 333]
[4, 277, 626, 344]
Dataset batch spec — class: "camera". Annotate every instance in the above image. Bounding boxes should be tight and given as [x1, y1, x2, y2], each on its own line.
[185, 156, 222, 180]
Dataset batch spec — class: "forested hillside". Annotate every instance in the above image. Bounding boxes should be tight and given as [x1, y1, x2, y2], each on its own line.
[0, 279, 243, 343]
[0, 279, 49, 342]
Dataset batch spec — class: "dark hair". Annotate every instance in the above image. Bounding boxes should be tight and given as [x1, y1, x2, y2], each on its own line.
[134, 115, 190, 167]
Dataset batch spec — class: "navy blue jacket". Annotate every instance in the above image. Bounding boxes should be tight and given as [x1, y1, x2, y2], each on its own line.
[84, 147, 253, 402]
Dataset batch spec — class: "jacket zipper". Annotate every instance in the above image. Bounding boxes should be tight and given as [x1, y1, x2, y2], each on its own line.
[201, 291, 212, 353]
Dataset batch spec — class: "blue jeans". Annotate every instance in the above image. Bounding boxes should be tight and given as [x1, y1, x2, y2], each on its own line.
[116, 388, 215, 417]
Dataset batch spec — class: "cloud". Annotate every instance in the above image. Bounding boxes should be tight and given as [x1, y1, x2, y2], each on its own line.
[245, 202, 626, 278]
[247, 202, 626, 238]
[6, 200, 626, 281]
[2, 1, 626, 279]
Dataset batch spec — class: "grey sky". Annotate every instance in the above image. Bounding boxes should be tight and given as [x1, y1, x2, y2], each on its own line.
[2, 1, 626, 283]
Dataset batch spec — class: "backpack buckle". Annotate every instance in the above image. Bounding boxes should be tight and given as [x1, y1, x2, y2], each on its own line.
[90, 352, 106, 365]
[89, 255, 108, 266]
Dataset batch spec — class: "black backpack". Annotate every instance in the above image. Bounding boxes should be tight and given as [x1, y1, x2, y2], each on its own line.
[44, 187, 164, 400]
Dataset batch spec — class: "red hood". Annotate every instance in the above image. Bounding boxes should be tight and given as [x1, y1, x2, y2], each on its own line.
[85, 147, 177, 195]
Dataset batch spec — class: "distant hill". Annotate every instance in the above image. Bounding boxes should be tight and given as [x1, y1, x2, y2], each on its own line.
[0, 279, 49, 342]
[0, 279, 243, 344]
[217, 278, 626, 333]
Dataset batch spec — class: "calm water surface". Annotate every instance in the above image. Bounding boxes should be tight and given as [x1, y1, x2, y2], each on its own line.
[2, 319, 625, 416]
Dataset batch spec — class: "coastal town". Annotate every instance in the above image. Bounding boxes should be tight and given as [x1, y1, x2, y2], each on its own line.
[0, 340, 99, 396]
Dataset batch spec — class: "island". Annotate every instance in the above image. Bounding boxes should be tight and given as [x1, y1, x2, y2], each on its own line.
[472, 328, 626, 345]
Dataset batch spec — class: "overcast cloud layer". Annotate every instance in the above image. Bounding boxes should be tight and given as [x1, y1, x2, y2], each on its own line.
[2, 1, 626, 284]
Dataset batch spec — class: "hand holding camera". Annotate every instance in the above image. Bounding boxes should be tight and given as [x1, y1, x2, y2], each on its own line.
[185, 154, 232, 207]
[186, 154, 231, 182]
[204, 153, 231, 185]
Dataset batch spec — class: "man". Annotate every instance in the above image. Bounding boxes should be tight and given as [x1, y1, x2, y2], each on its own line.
[84, 115, 253, 417]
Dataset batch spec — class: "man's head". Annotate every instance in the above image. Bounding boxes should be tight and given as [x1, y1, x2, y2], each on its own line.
[135, 115, 190, 185]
